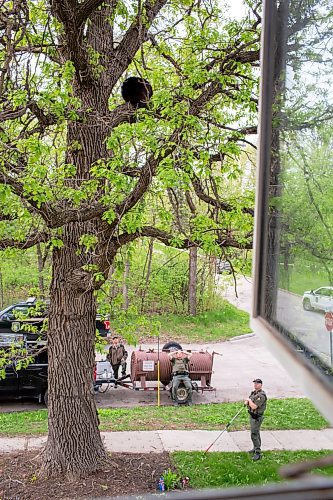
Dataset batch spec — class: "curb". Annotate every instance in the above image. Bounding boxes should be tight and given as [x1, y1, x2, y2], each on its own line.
[229, 333, 255, 342]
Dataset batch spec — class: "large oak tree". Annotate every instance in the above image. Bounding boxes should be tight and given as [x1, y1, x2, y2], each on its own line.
[0, 0, 260, 475]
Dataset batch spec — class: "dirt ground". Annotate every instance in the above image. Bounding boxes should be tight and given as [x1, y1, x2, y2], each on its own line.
[0, 451, 176, 499]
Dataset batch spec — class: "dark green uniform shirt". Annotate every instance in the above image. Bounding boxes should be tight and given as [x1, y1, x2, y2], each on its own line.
[249, 389, 267, 416]
[171, 357, 190, 374]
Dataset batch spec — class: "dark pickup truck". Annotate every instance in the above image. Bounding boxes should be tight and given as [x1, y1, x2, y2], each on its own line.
[0, 346, 48, 404]
[0, 299, 110, 405]
[0, 299, 110, 338]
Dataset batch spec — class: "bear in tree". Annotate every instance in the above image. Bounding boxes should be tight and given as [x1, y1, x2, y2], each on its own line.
[121, 76, 153, 109]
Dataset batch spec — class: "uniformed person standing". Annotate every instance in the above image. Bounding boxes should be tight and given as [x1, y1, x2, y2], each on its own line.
[244, 378, 267, 461]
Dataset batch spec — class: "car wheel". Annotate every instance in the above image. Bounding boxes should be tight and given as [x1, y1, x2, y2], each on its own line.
[162, 341, 183, 352]
[43, 389, 48, 407]
[303, 298, 313, 311]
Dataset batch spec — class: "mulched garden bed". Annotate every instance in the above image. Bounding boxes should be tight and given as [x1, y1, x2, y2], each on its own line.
[0, 451, 174, 499]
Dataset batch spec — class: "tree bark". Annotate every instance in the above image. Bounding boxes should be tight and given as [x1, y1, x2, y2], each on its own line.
[36, 243, 45, 298]
[122, 259, 130, 311]
[188, 246, 197, 316]
[140, 238, 154, 313]
[42, 224, 109, 477]
[42, 76, 112, 476]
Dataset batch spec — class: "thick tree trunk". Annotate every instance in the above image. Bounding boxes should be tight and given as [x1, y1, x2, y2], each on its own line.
[42, 82, 111, 475]
[188, 246, 197, 315]
[42, 225, 109, 477]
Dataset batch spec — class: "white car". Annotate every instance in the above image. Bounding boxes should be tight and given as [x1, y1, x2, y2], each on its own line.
[302, 286, 333, 312]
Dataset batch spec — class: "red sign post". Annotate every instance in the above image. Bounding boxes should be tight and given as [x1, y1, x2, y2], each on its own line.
[325, 312, 333, 366]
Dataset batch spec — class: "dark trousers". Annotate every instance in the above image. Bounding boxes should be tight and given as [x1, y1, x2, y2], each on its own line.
[250, 415, 264, 452]
[112, 362, 126, 379]
[172, 374, 192, 402]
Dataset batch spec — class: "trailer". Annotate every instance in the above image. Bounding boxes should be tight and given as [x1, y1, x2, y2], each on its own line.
[94, 346, 217, 398]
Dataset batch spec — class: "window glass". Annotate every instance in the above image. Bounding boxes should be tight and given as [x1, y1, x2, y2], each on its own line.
[263, 0, 333, 374]
[12, 306, 30, 316]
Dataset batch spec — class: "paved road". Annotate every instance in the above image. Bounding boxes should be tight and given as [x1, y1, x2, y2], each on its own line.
[277, 290, 332, 365]
[222, 275, 332, 366]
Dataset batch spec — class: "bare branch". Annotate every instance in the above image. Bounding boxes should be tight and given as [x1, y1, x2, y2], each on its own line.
[192, 176, 254, 216]
[112, 0, 168, 85]
[114, 226, 253, 250]
[0, 230, 50, 250]
[0, 106, 27, 122]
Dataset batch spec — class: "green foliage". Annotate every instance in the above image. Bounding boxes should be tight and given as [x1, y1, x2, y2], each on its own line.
[279, 256, 331, 295]
[0, 247, 51, 306]
[171, 450, 333, 488]
[109, 307, 161, 345]
[162, 468, 180, 490]
[95, 331, 108, 354]
[156, 304, 251, 342]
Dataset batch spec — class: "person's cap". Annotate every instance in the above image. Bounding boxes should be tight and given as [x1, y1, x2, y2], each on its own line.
[253, 378, 263, 384]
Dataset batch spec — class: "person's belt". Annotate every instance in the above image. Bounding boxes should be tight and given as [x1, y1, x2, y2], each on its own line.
[173, 371, 189, 376]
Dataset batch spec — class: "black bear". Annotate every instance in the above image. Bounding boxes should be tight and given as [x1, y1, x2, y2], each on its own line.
[121, 76, 153, 109]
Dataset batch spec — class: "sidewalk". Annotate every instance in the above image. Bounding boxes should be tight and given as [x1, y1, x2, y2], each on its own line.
[2, 429, 333, 453]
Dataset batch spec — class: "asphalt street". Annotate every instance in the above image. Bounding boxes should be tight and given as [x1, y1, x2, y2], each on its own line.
[224, 276, 333, 366]
[277, 290, 333, 365]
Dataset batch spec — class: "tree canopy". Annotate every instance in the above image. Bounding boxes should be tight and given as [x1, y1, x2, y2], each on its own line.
[0, 0, 260, 476]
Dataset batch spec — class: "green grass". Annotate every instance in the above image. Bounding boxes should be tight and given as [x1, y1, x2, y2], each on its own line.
[171, 450, 333, 488]
[0, 398, 329, 436]
[0, 409, 48, 435]
[279, 260, 331, 296]
[98, 398, 328, 432]
[156, 302, 252, 342]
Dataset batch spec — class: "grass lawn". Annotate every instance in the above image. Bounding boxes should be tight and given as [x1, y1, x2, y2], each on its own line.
[171, 450, 333, 489]
[279, 261, 330, 296]
[156, 303, 252, 342]
[0, 398, 329, 436]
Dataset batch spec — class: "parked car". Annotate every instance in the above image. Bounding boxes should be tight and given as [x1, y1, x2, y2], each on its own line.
[302, 286, 333, 312]
[0, 297, 46, 335]
[0, 298, 110, 337]
[0, 346, 48, 404]
[216, 260, 232, 274]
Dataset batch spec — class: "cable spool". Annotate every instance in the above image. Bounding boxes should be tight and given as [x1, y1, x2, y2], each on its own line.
[130, 349, 213, 386]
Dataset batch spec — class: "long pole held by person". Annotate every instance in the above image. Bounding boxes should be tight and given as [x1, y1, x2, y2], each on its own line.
[204, 404, 246, 454]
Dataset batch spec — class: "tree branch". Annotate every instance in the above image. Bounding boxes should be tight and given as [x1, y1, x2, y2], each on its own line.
[192, 176, 254, 216]
[50, 0, 92, 84]
[76, 0, 110, 26]
[0, 231, 50, 250]
[111, 0, 168, 86]
[114, 226, 252, 250]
